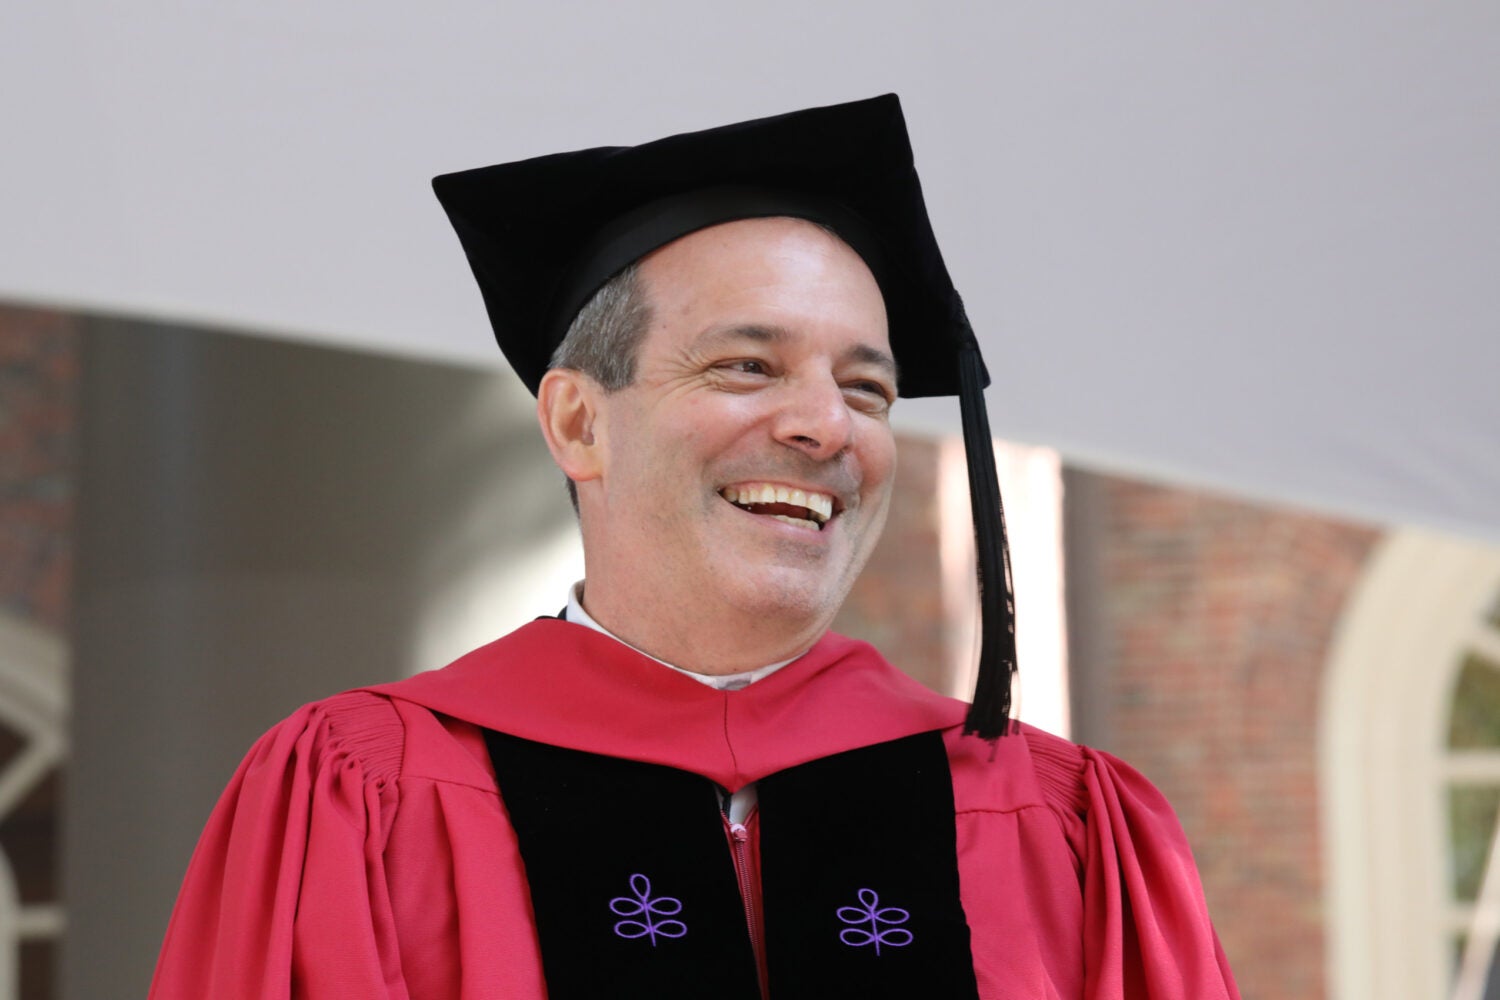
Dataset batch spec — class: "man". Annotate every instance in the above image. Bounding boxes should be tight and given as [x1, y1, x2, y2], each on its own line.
[151, 96, 1239, 998]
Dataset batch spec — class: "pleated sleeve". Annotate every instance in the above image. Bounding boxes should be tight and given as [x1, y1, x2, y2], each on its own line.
[1030, 733, 1240, 1000]
[149, 692, 408, 1000]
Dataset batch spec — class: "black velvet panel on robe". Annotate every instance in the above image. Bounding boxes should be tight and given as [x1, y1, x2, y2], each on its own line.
[758, 731, 981, 997]
[484, 730, 759, 999]
[485, 728, 979, 999]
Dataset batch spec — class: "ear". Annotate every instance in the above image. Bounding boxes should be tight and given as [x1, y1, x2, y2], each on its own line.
[537, 367, 605, 484]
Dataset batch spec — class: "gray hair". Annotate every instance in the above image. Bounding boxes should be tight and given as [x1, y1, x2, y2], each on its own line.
[548, 262, 651, 390]
[547, 263, 652, 508]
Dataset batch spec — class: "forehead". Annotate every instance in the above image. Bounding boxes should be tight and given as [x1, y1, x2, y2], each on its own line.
[634, 216, 890, 348]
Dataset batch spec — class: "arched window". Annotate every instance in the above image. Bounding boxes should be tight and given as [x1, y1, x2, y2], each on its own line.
[0, 612, 67, 1000]
[1443, 584, 1500, 999]
[1323, 530, 1500, 1000]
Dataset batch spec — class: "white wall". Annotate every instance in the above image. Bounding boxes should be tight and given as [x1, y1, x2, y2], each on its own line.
[5, 3, 1498, 539]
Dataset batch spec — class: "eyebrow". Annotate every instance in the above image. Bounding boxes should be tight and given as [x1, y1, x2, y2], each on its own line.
[702, 324, 900, 380]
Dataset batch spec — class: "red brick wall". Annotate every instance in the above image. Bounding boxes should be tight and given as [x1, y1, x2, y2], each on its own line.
[0, 303, 77, 1000]
[833, 433, 953, 693]
[1076, 472, 1380, 1000]
[0, 305, 77, 632]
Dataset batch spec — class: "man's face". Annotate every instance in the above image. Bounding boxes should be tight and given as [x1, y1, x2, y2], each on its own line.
[585, 217, 897, 643]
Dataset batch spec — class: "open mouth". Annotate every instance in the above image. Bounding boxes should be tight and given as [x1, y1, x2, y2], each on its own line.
[720, 482, 836, 531]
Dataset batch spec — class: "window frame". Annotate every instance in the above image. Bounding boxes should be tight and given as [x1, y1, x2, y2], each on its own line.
[1322, 529, 1500, 1000]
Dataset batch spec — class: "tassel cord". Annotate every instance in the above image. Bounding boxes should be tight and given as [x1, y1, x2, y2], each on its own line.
[957, 343, 1017, 739]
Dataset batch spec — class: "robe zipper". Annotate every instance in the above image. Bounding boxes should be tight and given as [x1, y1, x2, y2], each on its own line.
[728, 818, 768, 999]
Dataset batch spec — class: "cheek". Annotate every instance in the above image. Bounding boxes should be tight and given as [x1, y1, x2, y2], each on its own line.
[677, 396, 766, 452]
[860, 429, 898, 497]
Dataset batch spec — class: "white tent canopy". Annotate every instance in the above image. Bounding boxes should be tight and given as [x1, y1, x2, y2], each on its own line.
[5, 2, 1497, 540]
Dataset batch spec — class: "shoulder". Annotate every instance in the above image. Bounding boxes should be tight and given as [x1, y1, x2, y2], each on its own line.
[1017, 723, 1090, 817]
[312, 690, 407, 785]
[948, 721, 1201, 853]
[945, 722, 1088, 810]
[945, 723, 1171, 852]
[288, 689, 502, 793]
[244, 690, 407, 790]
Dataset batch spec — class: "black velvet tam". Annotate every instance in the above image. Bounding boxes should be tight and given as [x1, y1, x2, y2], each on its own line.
[431, 93, 985, 400]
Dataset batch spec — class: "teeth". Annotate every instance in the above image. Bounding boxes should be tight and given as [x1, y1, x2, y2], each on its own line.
[720, 482, 837, 526]
[772, 514, 820, 531]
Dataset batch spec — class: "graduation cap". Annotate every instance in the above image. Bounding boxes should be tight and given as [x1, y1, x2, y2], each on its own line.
[433, 94, 1017, 739]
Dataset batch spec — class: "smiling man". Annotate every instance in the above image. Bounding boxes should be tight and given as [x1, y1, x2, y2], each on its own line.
[546, 217, 897, 672]
[151, 96, 1239, 999]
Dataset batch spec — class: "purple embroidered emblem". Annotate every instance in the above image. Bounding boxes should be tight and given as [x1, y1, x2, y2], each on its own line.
[609, 874, 687, 945]
[836, 888, 913, 956]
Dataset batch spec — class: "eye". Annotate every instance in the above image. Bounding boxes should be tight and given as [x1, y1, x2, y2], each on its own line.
[713, 357, 775, 381]
[842, 379, 895, 414]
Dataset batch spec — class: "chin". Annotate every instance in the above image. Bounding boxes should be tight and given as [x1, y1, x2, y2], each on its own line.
[717, 570, 847, 629]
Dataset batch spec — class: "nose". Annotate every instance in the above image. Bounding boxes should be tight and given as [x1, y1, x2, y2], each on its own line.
[771, 375, 855, 460]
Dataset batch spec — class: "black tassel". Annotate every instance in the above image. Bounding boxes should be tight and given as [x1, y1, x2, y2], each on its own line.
[957, 341, 1017, 740]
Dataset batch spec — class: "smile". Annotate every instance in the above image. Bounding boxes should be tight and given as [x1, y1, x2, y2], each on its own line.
[720, 482, 836, 531]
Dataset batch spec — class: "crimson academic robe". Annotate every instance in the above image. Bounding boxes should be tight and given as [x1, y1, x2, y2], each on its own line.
[149, 620, 1240, 999]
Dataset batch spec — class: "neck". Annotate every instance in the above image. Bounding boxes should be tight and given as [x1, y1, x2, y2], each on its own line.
[577, 583, 825, 676]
